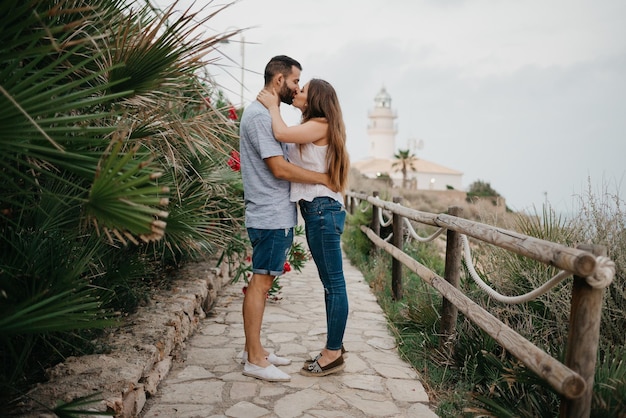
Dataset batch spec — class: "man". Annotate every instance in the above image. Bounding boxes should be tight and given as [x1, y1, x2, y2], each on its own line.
[239, 55, 332, 381]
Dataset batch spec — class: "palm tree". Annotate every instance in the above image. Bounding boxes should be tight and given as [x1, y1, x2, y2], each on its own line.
[392, 149, 418, 189]
[0, 0, 245, 404]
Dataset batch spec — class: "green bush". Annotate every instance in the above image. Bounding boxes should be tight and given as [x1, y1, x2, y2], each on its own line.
[343, 206, 375, 265]
[0, 0, 245, 410]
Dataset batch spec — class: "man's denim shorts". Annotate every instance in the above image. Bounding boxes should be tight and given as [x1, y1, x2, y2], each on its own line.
[247, 227, 294, 277]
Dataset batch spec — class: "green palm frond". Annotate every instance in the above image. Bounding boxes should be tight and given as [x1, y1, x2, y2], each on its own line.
[592, 347, 626, 417]
[52, 392, 114, 417]
[0, 195, 115, 335]
[392, 149, 418, 170]
[0, 195, 116, 387]
[0, 62, 127, 181]
[0, 287, 113, 336]
[86, 139, 169, 243]
[0, 3, 133, 212]
[155, 156, 243, 259]
[109, 1, 238, 96]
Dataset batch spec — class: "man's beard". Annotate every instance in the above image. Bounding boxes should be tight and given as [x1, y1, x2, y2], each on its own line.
[278, 81, 294, 105]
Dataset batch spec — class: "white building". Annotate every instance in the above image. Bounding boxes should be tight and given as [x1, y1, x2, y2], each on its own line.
[367, 87, 397, 159]
[352, 87, 463, 191]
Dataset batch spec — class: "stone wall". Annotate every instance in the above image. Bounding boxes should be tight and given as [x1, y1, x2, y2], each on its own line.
[16, 260, 233, 418]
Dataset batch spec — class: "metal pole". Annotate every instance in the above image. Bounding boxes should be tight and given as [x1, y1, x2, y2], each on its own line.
[240, 35, 245, 107]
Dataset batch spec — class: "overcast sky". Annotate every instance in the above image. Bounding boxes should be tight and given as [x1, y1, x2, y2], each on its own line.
[155, 0, 626, 215]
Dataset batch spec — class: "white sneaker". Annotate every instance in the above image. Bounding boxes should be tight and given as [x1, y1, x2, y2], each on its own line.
[242, 361, 291, 382]
[238, 350, 292, 366]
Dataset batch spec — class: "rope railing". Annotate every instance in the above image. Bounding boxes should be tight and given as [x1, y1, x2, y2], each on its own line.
[379, 209, 392, 227]
[461, 235, 574, 304]
[585, 256, 615, 289]
[345, 190, 615, 415]
[398, 225, 616, 304]
[403, 217, 445, 243]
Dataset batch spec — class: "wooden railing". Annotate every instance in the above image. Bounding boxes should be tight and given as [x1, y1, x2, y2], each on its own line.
[345, 190, 615, 418]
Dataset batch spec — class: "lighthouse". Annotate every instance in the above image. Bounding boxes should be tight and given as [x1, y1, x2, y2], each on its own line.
[353, 86, 464, 191]
[367, 86, 397, 159]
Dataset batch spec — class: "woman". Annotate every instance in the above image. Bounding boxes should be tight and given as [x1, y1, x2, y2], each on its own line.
[257, 79, 350, 376]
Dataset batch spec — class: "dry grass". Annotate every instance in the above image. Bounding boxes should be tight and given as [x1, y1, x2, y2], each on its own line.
[345, 172, 626, 417]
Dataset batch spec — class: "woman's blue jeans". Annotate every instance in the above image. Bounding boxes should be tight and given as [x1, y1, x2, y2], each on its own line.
[299, 197, 348, 351]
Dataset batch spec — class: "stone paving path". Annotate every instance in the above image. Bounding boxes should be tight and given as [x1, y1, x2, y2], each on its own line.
[141, 244, 439, 418]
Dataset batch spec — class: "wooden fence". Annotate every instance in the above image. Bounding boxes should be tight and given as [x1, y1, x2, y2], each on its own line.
[345, 190, 615, 418]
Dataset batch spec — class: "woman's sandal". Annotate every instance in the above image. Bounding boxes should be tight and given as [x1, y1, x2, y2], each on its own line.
[305, 345, 347, 364]
[300, 355, 345, 376]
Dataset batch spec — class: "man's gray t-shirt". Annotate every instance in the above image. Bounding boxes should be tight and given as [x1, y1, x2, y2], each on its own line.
[239, 100, 297, 229]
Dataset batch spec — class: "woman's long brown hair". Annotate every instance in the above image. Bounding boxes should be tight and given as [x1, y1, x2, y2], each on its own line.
[301, 79, 350, 192]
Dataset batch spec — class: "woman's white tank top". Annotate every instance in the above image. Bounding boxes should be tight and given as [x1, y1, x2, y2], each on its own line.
[287, 142, 343, 203]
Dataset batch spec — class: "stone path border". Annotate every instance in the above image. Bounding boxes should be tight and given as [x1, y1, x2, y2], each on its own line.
[16, 261, 231, 417]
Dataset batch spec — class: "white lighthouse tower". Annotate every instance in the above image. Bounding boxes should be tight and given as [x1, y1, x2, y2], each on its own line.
[367, 86, 397, 159]
[354, 86, 464, 191]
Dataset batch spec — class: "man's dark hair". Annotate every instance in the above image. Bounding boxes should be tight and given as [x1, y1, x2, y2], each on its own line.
[264, 55, 302, 86]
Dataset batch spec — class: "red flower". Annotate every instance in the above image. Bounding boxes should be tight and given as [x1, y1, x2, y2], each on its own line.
[227, 150, 240, 171]
[283, 262, 291, 273]
[228, 105, 238, 120]
[242, 286, 247, 295]
[245, 256, 251, 263]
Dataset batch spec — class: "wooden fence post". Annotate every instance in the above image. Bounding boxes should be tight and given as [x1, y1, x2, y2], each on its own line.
[559, 244, 606, 418]
[440, 206, 463, 351]
[391, 196, 403, 300]
[371, 191, 380, 237]
[348, 192, 354, 215]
